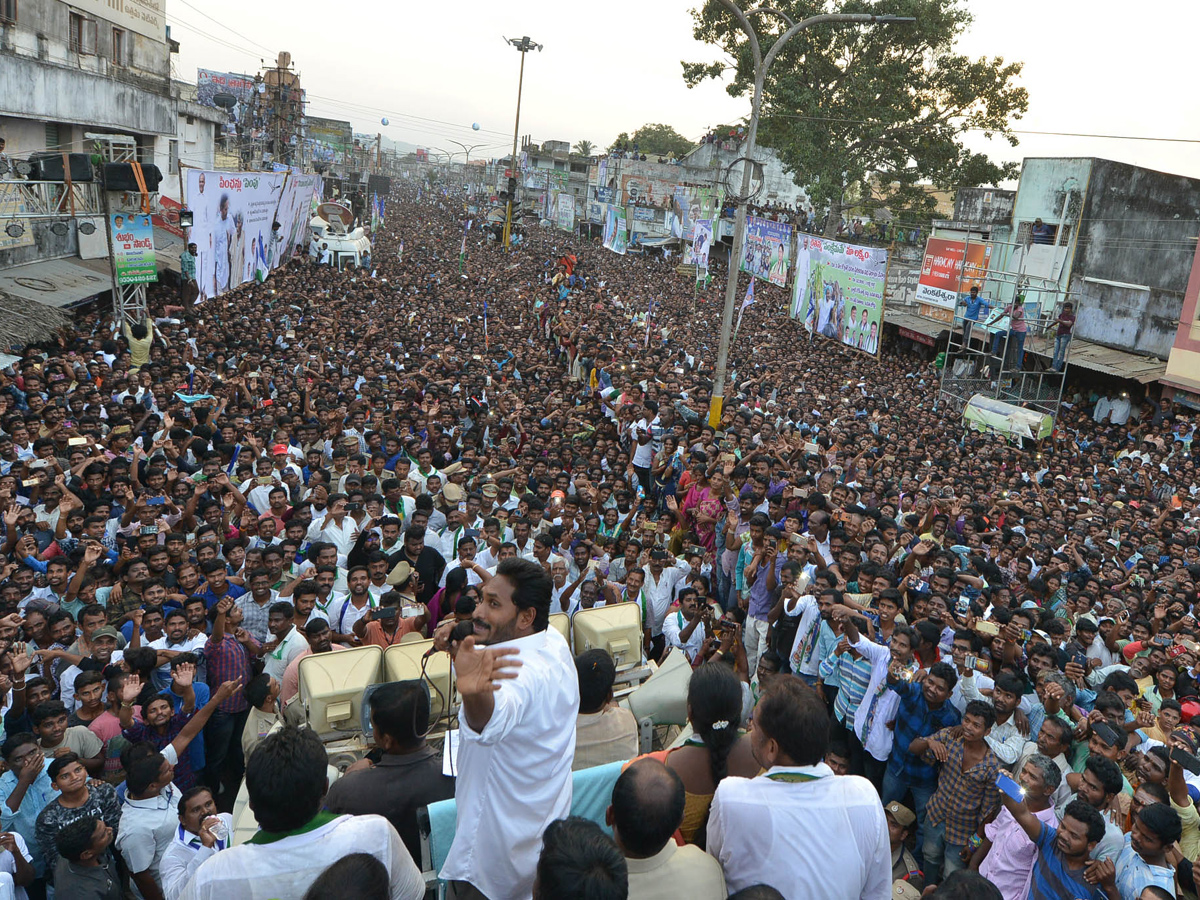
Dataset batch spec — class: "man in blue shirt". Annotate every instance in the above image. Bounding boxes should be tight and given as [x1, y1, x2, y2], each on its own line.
[0, 734, 56, 878]
[960, 285, 987, 350]
[881, 660, 961, 859]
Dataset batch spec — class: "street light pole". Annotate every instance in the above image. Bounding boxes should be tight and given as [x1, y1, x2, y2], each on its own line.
[706, 4, 914, 428]
[502, 36, 542, 251]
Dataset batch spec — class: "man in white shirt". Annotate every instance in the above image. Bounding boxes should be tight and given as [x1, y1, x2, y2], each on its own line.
[312, 494, 360, 560]
[262, 602, 307, 682]
[116, 751, 183, 900]
[707, 677, 890, 899]
[661, 588, 709, 662]
[640, 549, 692, 662]
[433, 558, 578, 900]
[179, 727, 423, 900]
[149, 610, 208, 691]
[160, 786, 233, 900]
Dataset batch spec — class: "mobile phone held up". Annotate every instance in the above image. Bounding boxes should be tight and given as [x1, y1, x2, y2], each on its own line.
[995, 772, 1025, 802]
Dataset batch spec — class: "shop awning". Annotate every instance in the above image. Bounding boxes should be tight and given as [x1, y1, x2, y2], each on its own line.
[884, 308, 948, 341]
[0, 258, 111, 308]
[1024, 334, 1166, 383]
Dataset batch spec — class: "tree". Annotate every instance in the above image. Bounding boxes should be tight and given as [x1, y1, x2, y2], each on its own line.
[608, 124, 696, 159]
[573, 140, 595, 157]
[683, 0, 1028, 233]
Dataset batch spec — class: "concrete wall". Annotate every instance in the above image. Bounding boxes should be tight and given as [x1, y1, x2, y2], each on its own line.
[953, 188, 1015, 225]
[1069, 159, 1200, 358]
[682, 142, 810, 209]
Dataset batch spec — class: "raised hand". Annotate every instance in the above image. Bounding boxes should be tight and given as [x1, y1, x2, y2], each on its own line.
[173, 661, 196, 688]
[451, 636, 521, 698]
[215, 679, 242, 703]
[121, 675, 143, 704]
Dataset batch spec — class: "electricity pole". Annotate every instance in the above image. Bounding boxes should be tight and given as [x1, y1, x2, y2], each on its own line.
[706, 2, 914, 428]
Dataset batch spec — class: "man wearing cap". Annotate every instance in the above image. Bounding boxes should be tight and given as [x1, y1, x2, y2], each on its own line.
[885, 801, 924, 892]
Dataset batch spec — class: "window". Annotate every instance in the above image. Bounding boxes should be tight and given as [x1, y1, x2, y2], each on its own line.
[0, 0, 16, 24]
[168, 139, 178, 175]
[44, 123, 60, 150]
[69, 12, 96, 53]
[111, 27, 124, 64]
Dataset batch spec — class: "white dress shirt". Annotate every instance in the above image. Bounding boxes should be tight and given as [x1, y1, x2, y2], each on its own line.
[707, 764, 891, 899]
[179, 813, 422, 900]
[662, 609, 707, 661]
[116, 781, 183, 897]
[440, 627, 579, 900]
[160, 812, 233, 900]
[640, 561, 692, 638]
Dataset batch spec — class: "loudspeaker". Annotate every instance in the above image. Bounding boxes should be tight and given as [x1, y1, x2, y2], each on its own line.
[102, 162, 163, 192]
[27, 153, 94, 182]
[367, 174, 391, 195]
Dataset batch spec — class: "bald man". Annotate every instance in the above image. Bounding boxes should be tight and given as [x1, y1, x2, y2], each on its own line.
[607, 758, 726, 900]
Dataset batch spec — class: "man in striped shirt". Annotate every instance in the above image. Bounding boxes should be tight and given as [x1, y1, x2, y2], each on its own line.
[819, 604, 883, 777]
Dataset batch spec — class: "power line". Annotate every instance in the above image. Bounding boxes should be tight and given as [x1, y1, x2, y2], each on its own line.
[763, 112, 1200, 146]
[172, 0, 274, 55]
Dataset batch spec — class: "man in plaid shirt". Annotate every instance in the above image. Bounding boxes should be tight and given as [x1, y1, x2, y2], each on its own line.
[201, 596, 259, 811]
[881, 660, 961, 859]
[910, 698, 1001, 886]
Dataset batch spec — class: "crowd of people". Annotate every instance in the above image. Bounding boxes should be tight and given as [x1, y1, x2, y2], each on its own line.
[0, 171, 1193, 899]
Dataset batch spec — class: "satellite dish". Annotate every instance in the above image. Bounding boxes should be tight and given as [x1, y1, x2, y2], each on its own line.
[212, 93, 238, 111]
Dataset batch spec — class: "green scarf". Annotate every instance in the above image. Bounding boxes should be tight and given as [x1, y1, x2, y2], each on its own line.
[247, 810, 340, 845]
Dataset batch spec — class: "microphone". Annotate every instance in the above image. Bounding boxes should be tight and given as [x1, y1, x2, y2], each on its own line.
[424, 620, 477, 658]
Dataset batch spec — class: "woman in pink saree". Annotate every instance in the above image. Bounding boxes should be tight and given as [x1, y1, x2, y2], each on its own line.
[678, 468, 729, 554]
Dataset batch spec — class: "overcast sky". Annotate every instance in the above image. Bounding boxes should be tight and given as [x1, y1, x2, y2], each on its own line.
[171, 0, 1200, 182]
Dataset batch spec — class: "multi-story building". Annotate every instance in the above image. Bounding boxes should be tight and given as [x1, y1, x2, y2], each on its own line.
[0, 0, 222, 309]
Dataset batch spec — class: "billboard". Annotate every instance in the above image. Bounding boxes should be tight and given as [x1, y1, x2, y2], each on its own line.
[603, 206, 628, 255]
[741, 216, 792, 287]
[791, 235, 888, 357]
[915, 237, 993, 322]
[272, 174, 323, 268]
[556, 193, 574, 231]
[109, 213, 157, 285]
[184, 170, 287, 301]
[683, 219, 713, 270]
[196, 69, 257, 137]
[305, 117, 353, 165]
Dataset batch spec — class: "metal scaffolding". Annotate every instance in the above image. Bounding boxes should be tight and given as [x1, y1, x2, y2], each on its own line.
[936, 231, 1073, 424]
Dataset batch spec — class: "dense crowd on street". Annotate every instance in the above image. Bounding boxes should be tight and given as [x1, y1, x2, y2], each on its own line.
[0, 173, 1193, 899]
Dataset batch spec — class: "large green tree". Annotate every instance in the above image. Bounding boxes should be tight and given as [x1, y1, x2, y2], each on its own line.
[608, 123, 696, 158]
[683, 0, 1028, 232]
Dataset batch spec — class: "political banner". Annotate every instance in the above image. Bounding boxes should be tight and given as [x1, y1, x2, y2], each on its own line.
[741, 216, 792, 287]
[670, 185, 722, 241]
[557, 193, 574, 231]
[185, 169, 287, 301]
[791, 235, 888, 357]
[683, 219, 713, 270]
[603, 206, 628, 255]
[109, 213, 157, 285]
[196, 69, 257, 137]
[272, 174, 323, 272]
[594, 187, 616, 204]
[915, 237, 993, 317]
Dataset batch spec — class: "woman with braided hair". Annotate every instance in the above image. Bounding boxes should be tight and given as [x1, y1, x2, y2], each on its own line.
[627, 661, 759, 845]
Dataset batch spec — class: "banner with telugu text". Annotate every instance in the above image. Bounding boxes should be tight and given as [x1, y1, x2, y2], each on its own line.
[184, 169, 287, 300]
[791, 234, 887, 358]
[110, 213, 157, 285]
